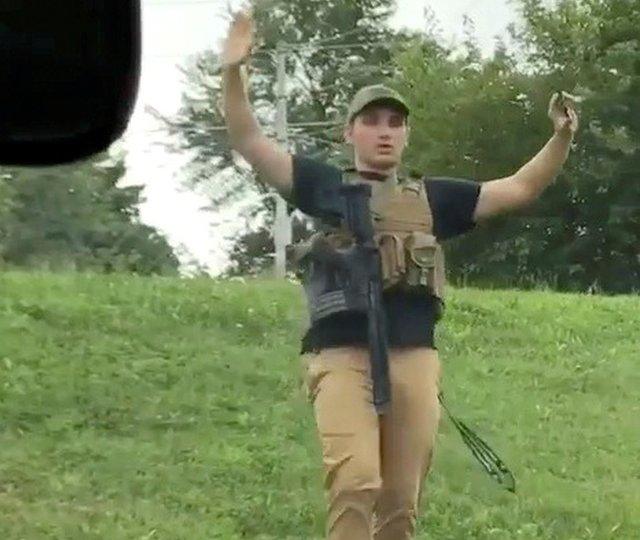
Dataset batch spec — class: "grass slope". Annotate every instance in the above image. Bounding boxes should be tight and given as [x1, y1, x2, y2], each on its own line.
[0, 271, 638, 539]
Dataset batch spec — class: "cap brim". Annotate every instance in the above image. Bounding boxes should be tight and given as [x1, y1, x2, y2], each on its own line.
[350, 97, 410, 121]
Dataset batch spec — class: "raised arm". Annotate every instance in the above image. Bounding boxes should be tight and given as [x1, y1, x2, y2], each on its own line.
[220, 11, 293, 198]
[473, 92, 579, 222]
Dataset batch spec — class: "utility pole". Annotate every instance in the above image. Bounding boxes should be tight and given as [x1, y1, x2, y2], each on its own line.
[273, 42, 292, 279]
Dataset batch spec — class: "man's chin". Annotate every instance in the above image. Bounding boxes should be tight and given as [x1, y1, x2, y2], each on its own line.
[366, 155, 399, 170]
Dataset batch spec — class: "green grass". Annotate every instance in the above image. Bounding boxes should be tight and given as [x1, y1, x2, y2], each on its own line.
[0, 271, 638, 539]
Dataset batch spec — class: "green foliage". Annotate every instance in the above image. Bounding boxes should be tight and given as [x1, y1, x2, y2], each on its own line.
[394, 0, 640, 293]
[163, 0, 411, 270]
[224, 214, 314, 276]
[0, 271, 638, 538]
[394, 21, 559, 289]
[171, 0, 403, 179]
[0, 154, 179, 275]
[166, 0, 640, 291]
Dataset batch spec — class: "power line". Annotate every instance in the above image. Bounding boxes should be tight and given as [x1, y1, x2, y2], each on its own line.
[273, 41, 392, 53]
[289, 120, 342, 128]
[293, 133, 341, 147]
[308, 26, 368, 46]
[141, 44, 389, 70]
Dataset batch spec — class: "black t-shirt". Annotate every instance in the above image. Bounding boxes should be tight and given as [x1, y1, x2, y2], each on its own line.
[290, 155, 481, 353]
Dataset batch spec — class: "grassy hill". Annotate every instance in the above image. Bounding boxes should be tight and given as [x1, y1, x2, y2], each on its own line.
[0, 271, 638, 539]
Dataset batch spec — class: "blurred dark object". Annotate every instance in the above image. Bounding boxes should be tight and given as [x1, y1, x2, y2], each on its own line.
[0, 1, 141, 165]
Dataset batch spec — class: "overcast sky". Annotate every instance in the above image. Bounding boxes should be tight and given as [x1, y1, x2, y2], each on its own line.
[123, 0, 520, 274]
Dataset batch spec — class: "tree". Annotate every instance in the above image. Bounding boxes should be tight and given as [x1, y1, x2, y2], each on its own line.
[224, 213, 314, 276]
[0, 153, 180, 275]
[160, 0, 411, 274]
[393, 14, 555, 288]
[508, 0, 640, 292]
[392, 0, 640, 293]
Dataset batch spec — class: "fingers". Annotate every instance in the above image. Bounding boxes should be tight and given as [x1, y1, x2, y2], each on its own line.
[232, 9, 254, 42]
[549, 91, 577, 113]
[567, 107, 579, 132]
[548, 91, 570, 122]
[560, 98, 577, 118]
[231, 4, 253, 25]
[558, 92, 580, 128]
[219, 3, 254, 68]
[548, 91, 580, 133]
[548, 92, 560, 117]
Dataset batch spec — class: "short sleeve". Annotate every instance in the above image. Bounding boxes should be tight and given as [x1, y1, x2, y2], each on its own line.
[425, 177, 481, 241]
[291, 155, 342, 217]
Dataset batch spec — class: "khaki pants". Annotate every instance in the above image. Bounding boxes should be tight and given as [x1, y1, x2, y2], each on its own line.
[303, 346, 441, 540]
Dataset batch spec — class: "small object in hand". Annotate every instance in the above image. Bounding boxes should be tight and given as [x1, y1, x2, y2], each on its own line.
[548, 90, 579, 135]
[558, 90, 580, 113]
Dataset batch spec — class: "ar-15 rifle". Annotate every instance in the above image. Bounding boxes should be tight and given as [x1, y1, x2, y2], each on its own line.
[310, 182, 391, 414]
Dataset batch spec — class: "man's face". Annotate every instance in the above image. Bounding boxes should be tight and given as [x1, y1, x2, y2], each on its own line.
[345, 103, 408, 171]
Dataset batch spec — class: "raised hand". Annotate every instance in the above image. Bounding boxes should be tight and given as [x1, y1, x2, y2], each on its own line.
[220, 9, 254, 68]
[548, 91, 579, 137]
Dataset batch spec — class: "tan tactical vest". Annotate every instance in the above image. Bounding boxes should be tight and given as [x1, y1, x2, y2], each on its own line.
[295, 171, 446, 300]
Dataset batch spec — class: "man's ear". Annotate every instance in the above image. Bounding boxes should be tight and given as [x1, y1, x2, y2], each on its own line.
[344, 122, 354, 145]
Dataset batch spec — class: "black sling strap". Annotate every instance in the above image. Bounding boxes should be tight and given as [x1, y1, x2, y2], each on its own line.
[438, 392, 516, 493]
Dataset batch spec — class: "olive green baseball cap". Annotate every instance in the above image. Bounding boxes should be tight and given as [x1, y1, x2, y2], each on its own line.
[346, 84, 410, 123]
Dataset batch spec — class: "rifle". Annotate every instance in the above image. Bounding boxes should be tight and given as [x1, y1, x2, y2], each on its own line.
[310, 182, 391, 414]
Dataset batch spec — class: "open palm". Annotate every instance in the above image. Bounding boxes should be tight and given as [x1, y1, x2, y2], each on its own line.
[220, 10, 254, 68]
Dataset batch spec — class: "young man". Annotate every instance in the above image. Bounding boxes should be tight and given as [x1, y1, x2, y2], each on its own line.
[220, 11, 578, 540]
